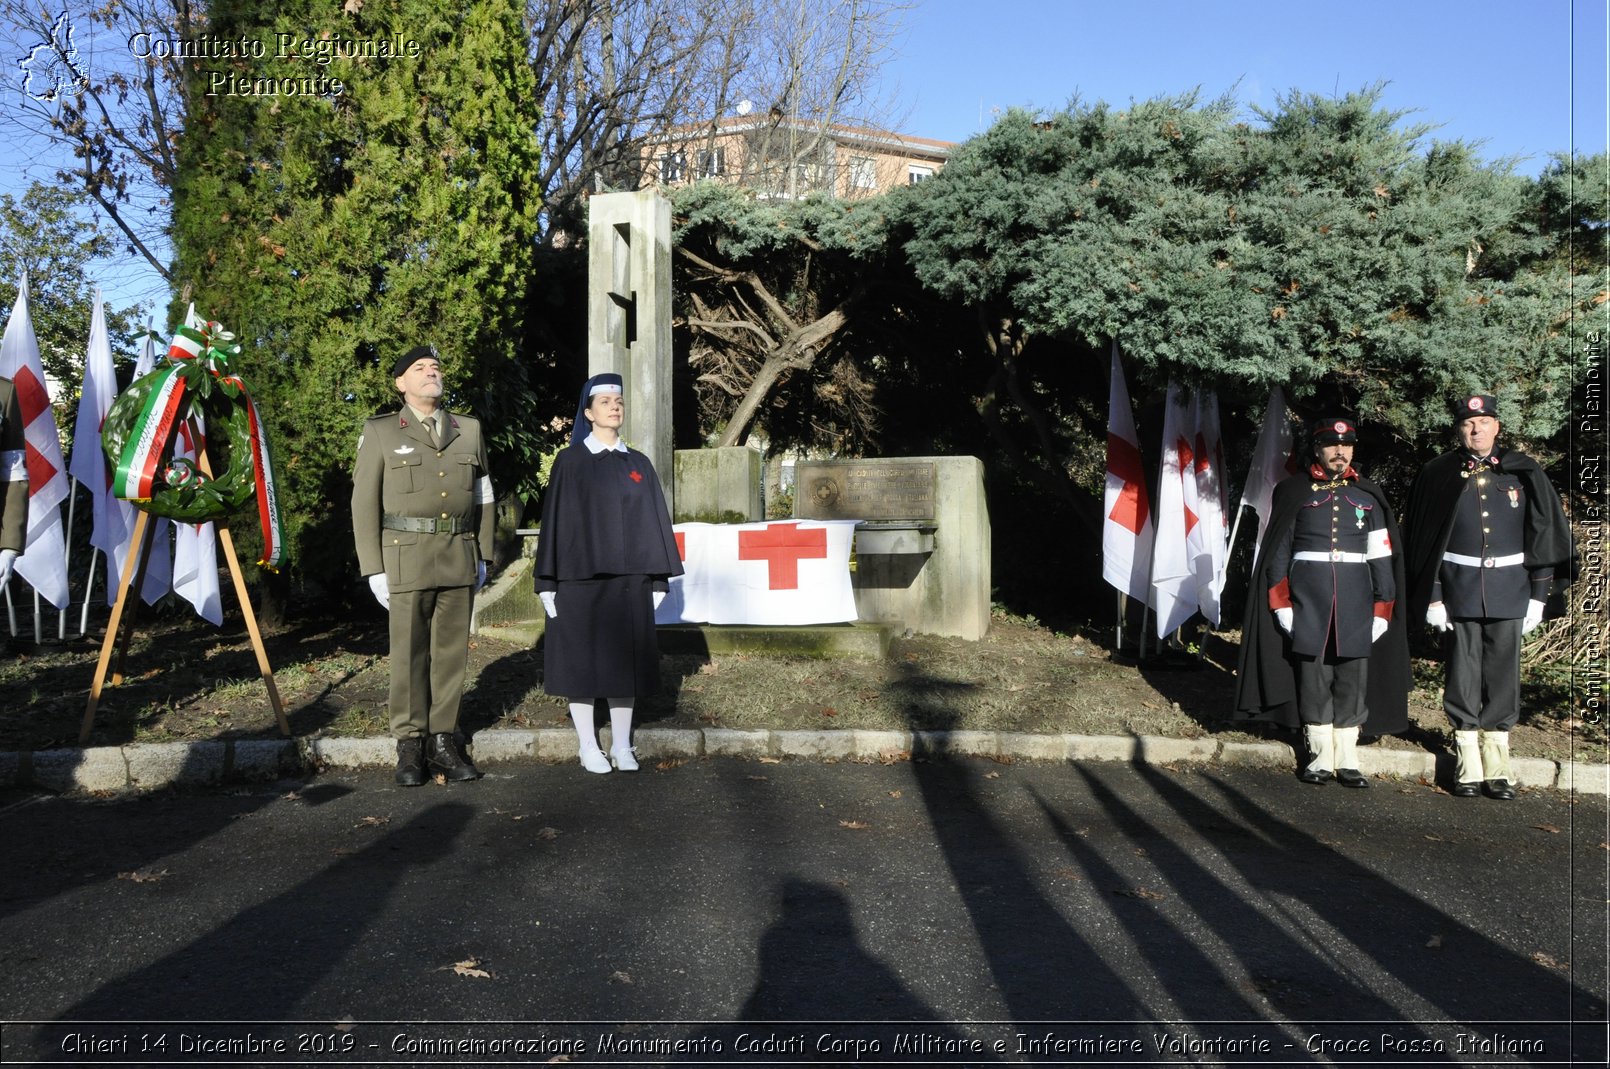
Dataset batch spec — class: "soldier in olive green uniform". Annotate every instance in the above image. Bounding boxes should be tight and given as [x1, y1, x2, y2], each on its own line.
[352, 346, 495, 785]
[0, 376, 27, 589]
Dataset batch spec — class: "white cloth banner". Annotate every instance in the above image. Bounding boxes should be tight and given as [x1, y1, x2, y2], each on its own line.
[0, 276, 71, 608]
[1192, 390, 1229, 626]
[655, 519, 859, 625]
[1237, 386, 1296, 554]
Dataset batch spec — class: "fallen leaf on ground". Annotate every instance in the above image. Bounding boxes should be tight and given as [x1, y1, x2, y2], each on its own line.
[1532, 824, 1561, 834]
[821, 707, 837, 717]
[1113, 888, 1165, 900]
[117, 868, 170, 883]
[746, 775, 768, 781]
[887, 790, 902, 799]
[608, 971, 633, 984]
[839, 820, 870, 830]
[438, 958, 491, 978]
[655, 758, 685, 770]
[983, 771, 1000, 780]
[1425, 935, 1443, 949]
[757, 756, 782, 764]
[535, 827, 559, 841]
[434, 773, 447, 785]
[698, 662, 719, 675]
[878, 750, 910, 765]
[1532, 951, 1568, 970]
[281, 791, 302, 801]
[355, 815, 390, 828]
[1423, 834, 1449, 842]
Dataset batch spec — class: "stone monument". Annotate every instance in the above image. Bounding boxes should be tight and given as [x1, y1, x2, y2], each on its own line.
[588, 189, 674, 510]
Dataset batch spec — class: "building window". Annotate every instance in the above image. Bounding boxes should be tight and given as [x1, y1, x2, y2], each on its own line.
[697, 148, 726, 177]
[659, 151, 687, 183]
[908, 164, 935, 185]
[848, 155, 877, 190]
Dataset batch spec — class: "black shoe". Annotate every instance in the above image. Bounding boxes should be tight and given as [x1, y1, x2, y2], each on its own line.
[395, 737, 426, 787]
[428, 733, 481, 782]
[1336, 768, 1369, 789]
[1452, 782, 1481, 798]
[1298, 768, 1332, 785]
[1483, 779, 1516, 801]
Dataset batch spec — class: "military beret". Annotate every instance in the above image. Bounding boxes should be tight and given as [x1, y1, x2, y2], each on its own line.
[1311, 416, 1357, 445]
[391, 345, 439, 378]
[1452, 393, 1499, 421]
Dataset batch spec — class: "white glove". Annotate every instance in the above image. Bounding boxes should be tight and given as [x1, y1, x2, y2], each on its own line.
[1371, 617, 1389, 643]
[0, 548, 15, 589]
[652, 590, 666, 610]
[1274, 607, 1293, 634]
[367, 573, 390, 610]
[1425, 601, 1452, 632]
[539, 591, 557, 619]
[476, 559, 488, 591]
[1522, 599, 1545, 634]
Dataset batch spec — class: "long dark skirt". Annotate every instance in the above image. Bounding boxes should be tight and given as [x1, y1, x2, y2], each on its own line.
[541, 574, 661, 698]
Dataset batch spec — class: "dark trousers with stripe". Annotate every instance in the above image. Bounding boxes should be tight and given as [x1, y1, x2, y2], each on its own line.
[1444, 617, 1522, 731]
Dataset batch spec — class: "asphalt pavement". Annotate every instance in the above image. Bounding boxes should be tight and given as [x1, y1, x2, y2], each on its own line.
[0, 755, 1605, 1066]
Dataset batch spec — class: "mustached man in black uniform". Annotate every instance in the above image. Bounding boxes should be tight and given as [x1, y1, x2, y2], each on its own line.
[1404, 394, 1575, 800]
[1234, 417, 1410, 787]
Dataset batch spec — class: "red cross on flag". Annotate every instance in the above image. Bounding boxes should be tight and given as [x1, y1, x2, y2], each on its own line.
[656, 519, 858, 625]
[0, 276, 71, 610]
[1151, 381, 1199, 637]
[1102, 344, 1154, 603]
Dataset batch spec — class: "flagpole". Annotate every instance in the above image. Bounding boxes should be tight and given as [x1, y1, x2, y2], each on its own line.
[2, 584, 13, 636]
[61, 476, 79, 640]
[79, 546, 100, 637]
[1115, 591, 1123, 651]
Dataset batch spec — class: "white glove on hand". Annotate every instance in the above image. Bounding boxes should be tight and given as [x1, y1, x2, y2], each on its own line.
[0, 548, 16, 589]
[1371, 617, 1389, 643]
[652, 590, 666, 610]
[476, 559, 488, 591]
[368, 573, 390, 610]
[539, 591, 557, 619]
[1522, 599, 1545, 634]
[1274, 607, 1293, 634]
[1426, 601, 1452, 632]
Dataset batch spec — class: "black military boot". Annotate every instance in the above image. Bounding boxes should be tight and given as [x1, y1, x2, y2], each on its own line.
[395, 737, 427, 787]
[428, 732, 481, 782]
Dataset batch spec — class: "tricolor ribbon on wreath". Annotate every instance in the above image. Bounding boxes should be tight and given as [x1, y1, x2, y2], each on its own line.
[105, 319, 287, 569]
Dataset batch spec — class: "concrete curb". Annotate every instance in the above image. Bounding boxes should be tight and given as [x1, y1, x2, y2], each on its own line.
[5, 729, 1604, 798]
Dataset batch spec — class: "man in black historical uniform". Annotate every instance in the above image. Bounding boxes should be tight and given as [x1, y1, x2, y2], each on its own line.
[1234, 417, 1410, 787]
[1404, 394, 1574, 800]
[353, 345, 495, 786]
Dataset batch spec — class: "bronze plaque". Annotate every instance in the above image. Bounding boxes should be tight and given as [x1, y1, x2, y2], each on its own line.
[794, 461, 936, 521]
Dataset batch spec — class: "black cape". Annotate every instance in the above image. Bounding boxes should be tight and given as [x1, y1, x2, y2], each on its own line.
[1402, 448, 1577, 628]
[1232, 471, 1412, 735]
[534, 444, 683, 698]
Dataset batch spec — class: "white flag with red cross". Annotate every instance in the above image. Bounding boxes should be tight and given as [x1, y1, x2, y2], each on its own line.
[1151, 381, 1199, 637]
[0, 276, 71, 609]
[1102, 344, 1154, 603]
[655, 519, 859, 625]
[68, 291, 137, 606]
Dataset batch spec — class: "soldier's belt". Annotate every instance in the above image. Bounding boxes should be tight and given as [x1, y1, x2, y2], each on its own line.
[1444, 551, 1523, 569]
[1293, 551, 1368, 563]
[382, 513, 471, 535]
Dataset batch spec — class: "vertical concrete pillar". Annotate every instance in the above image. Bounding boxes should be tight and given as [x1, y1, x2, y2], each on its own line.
[588, 189, 674, 511]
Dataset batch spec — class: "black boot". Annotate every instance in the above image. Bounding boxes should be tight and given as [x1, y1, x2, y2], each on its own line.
[395, 737, 426, 787]
[428, 733, 481, 782]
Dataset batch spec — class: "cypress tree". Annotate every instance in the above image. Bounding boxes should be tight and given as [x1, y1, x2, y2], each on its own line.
[171, 0, 540, 603]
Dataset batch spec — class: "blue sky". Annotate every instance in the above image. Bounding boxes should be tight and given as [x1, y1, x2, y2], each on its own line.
[885, 0, 1605, 171]
[4, 0, 1606, 322]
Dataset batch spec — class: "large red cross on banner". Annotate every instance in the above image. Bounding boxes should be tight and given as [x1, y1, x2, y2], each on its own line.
[1106, 431, 1148, 535]
[13, 366, 60, 487]
[738, 522, 827, 589]
[1176, 435, 1198, 536]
